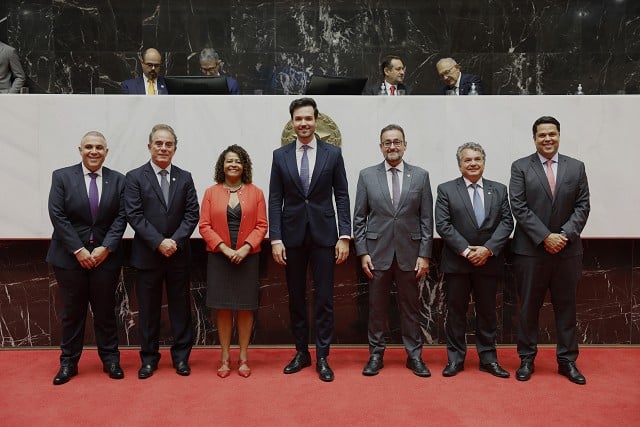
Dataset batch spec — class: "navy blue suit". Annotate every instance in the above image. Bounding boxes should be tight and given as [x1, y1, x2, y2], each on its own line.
[268, 139, 351, 357]
[224, 75, 241, 94]
[47, 163, 126, 367]
[124, 161, 199, 366]
[121, 77, 168, 94]
[441, 73, 483, 95]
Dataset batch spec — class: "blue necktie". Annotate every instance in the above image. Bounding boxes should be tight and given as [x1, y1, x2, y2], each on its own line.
[300, 145, 310, 195]
[472, 183, 484, 226]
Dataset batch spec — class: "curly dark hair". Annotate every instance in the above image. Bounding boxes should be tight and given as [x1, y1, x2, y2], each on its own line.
[214, 144, 253, 184]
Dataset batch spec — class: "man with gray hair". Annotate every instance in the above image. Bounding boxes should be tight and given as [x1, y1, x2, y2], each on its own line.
[435, 142, 512, 378]
[199, 47, 240, 94]
[436, 57, 483, 95]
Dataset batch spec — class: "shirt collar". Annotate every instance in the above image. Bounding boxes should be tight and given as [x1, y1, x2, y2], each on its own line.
[82, 164, 103, 177]
[537, 153, 559, 164]
[463, 176, 483, 188]
[149, 161, 171, 175]
[296, 137, 317, 150]
[385, 160, 404, 173]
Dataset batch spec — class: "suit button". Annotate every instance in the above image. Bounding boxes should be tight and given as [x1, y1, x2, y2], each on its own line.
[305, 200, 309, 204]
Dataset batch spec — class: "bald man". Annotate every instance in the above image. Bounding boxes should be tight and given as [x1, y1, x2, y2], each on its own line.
[436, 57, 483, 95]
[122, 47, 168, 95]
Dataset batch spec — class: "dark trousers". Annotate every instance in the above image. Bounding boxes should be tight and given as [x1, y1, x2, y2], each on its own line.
[444, 272, 499, 365]
[54, 265, 120, 367]
[285, 232, 335, 359]
[368, 257, 423, 359]
[135, 263, 193, 366]
[514, 254, 582, 363]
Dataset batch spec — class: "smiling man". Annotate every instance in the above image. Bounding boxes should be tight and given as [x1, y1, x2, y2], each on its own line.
[510, 116, 590, 384]
[436, 57, 483, 95]
[364, 55, 408, 95]
[269, 97, 351, 382]
[435, 142, 513, 378]
[353, 124, 433, 377]
[124, 124, 199, 379]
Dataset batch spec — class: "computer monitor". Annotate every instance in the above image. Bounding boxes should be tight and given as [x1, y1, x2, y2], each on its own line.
[164, 76, 230, 95]
[305, 75, 368, 95]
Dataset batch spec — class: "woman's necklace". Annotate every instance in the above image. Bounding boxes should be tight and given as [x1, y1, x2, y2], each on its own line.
[224, 182, 243, 193]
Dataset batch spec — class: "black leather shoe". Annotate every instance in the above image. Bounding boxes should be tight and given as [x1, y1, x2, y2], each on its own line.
[406, 357, 431, 377]
[515, 360, 534, 381]
[558, 362, 586, 385]
[174, 360, 191, 376]
[53, 365, 78, 385]
[283, 351, 312, 374]
[480, 362, 510, 378]
[362, 355, 384, 376]
[316, 357, 334, 382]
[442, 362, 464, 377]
[138, 364, 157, 379]
[103, 362, 124, 380]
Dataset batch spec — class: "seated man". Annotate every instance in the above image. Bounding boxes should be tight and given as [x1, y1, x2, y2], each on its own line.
[363, 55, 408, 95]
[121, 48, 167, 94]
[0, 41, 26, 93]
[436, 57, 483, 95]
[199, 48, 240, 94]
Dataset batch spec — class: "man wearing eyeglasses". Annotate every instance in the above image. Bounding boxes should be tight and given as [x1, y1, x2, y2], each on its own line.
[353, 124, 433, 377]
[121, 48, 168, 95]
[124, 124, 199, 379]
[436, 57, 483, 95]
[199, 48, 240, 94]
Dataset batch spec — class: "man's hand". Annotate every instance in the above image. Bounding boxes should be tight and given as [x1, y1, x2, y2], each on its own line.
[543, 233, 567, 254]
[158, 238, 177, 257]
[272, 242, 287, 265]
[360, 254, 374, 279]
[335, 238, 350, 264]
[467, 245, 491, 267]
[90, 246, 110, 267]
[75, 248, 96, 269]
[415, 256, 430, 279]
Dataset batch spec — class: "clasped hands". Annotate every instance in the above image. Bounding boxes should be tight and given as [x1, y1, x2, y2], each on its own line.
[220, 243, 251, 264]
[543, 233, 568, 254]
[158, 238, 178, 257]
[75, 246, 110, 269]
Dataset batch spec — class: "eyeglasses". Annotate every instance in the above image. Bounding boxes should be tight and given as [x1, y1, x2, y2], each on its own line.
[201, 66, 219, 73]
[143, 63, 162, 69]
[439, 65, 457, 78]
[381, 140, 404, 148]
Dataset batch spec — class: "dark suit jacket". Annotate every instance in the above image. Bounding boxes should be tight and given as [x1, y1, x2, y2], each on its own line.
[436, 177, 513, 274]
[46, 164, 127, 270]
[362, 81, 410, 95]
[441, 73, 483, 95]
[224, 75, 241, 94]
[353, 162, 433, 271]
[268, 139, 351, 247]
[121, 77, 168, 94]
[124, 162, 199, 269]
[509, 153, 590, 258]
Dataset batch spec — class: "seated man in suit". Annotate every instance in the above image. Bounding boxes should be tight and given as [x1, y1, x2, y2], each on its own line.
[47, 131, 127, 385]
[0, 40, 26, 93]
[435, 142, 513, 378]
[199, 47, 240, 94]
[436, 57, 483, 95]
[363, 55, 408, 95]
[121, 47, 168, 94]
[353, 124, 433, 377]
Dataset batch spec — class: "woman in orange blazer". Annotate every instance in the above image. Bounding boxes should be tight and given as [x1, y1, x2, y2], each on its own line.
[199, 145, 267, 378]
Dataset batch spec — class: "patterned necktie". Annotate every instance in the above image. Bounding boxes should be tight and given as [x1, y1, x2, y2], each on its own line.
[471, 183, 484, 226]
[545, 159, 556, 197]
[300, 145, 310, 195]
[88, 172, 99, 222]
[159, 170, 169, 205]
[390, 85, 396, 96]
[391, 168, 400, 209]
[148, 79, 156, 95]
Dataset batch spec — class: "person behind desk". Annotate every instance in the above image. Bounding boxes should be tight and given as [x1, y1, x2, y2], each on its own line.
[121, 47, 168, 95]
[363, 55, 408, 95]
[199, 144, 267, 378]
[436, 57, 483, 95]
[47, 131, 127, 385]
[199, 47, 240, 94]
[0, 40, 26, 93]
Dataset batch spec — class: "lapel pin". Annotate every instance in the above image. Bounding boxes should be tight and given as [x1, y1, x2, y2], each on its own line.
[172, 177, 176, 181]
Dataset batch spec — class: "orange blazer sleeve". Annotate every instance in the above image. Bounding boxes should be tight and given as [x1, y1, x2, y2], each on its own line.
[237, 184, 268, 253]
[198, 185, 230, 252]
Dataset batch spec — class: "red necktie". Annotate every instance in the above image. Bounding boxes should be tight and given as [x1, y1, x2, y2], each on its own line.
[390, 85, 396, 96]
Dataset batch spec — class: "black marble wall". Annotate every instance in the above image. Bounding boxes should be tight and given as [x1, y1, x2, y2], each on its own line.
[2, 0, 640, 95]
[0, 238, 638, 348]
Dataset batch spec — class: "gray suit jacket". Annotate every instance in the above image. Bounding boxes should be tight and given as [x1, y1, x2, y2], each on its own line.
[353, 161, 433, 271]
[509, 153, 590, 257]
[0, 41, 26, 93]
[435, 177, 513, 274]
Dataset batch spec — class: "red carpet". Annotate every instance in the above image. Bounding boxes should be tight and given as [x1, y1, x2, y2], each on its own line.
[1, 347, 638, 426]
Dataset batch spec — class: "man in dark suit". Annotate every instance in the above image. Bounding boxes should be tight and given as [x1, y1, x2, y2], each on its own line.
[363, 55, 409, 95]
[121, 47, 168, 95]
[353, 124, 433, 377]
[199, 47, 241, 94]
[269, 97, 351, 382]
[435, 142, 513, 378]
[47, 131, 127, 385]
[124, 124, 199, 379]
[0, 40, 26, 93]
[436, 57, 483, 95]
[510, 116, 590, 384]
